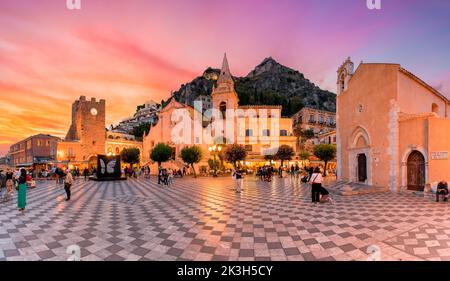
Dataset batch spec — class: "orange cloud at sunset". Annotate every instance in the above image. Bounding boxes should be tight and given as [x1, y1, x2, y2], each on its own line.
[1, 0, 450, 157]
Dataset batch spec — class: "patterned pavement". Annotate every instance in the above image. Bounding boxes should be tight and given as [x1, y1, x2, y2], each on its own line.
[0, 176, 449, 261]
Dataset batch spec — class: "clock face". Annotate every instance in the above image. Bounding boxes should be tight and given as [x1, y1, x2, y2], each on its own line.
[90, 108, 98, 116]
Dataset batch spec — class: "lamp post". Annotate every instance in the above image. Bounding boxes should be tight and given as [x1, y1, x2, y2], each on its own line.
[208, 145, 222, 177]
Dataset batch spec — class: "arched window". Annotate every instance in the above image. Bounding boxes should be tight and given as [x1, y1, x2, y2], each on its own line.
[339, 74, 345, 93]
[219, 101, 227, 119]
[432, 103, 439, 114]
[115, 147, 120, 155]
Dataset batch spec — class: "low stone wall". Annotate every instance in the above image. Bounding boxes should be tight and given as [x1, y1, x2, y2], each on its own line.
[327, 181, 389, 196]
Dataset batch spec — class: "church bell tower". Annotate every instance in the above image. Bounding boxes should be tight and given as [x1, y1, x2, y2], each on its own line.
[211, 53, 239, 113]
[337, 57, 354, 95]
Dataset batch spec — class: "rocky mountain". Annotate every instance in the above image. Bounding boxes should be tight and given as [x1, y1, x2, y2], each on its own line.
[168, 57, 336, 116]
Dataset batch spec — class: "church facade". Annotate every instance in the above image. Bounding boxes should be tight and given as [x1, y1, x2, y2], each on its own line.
[142, 54, 297, 172]
[337, 58, 450, 192]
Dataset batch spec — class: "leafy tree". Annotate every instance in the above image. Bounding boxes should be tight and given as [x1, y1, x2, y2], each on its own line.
[264, 154, 278, 165]
[298, 150, 310, 168]
[180, 145, 203, 178]
[132, 122, 151, 138]
[313, 144, 336, 176]
[150, 143, 173, 167]
[224, 144, 247, 168]
[275, 145, 294, 167]
[136, 104, 145, 112]
[120, 147, 141, 166]
[301, 129, 315, 140]
[208, 159, 220, 172]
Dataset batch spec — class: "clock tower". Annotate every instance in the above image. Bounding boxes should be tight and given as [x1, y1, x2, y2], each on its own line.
[65, 96, 106, 158]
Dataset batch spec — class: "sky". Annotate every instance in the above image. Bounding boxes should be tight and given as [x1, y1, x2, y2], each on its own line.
[1, 0, 450, 156]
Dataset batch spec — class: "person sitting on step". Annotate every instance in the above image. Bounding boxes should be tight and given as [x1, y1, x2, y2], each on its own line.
[436, 180, 448, 202]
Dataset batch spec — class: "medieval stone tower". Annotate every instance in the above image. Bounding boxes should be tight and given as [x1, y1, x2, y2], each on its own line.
[65, 96, 106, 159]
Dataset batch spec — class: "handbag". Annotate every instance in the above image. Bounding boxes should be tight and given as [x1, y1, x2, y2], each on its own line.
[311, 174, 319, 185]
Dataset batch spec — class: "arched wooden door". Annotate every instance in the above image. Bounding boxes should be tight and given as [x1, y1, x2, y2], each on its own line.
[407, 151, 425, 191]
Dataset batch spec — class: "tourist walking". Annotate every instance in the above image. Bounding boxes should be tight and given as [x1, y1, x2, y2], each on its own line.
[4, 168, 14, 201]
[307, 166, 314, 181]
[83, 168, 89, 181]
[64, 169, 74, 201]
[294, 164, 300, 180]
[309, 167, 323, 204]
[233, 168, 243, 193]
[0, 170, 5, 200]
[157, 167, 162, 184]
[17, 169, 27, 214]
[167, 168, 174, 186]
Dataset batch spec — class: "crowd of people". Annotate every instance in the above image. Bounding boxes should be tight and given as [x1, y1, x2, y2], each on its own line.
[1, 164, 448, 216]
[256, 166, 275, 182]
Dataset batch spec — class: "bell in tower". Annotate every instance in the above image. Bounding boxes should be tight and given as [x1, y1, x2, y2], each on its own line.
[337, 57, 354, 95]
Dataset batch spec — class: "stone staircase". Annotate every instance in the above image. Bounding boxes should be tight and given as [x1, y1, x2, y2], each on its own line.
[325, 181, 389, 196]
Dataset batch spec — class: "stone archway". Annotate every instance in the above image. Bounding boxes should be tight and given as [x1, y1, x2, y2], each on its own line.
[219, 101, 227, 119]
[349, 126, 372, 185]
[407, 151, 426, 191]
[400, 146, 428, 192]
[88, 155, 98, 170]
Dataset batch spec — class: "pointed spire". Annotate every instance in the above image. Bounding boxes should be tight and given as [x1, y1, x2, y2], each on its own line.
[216, 53, 233, 87]
[221, 53, 230, 75]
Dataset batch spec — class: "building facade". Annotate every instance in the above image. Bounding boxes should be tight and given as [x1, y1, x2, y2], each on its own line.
[337, 58, 450, 191]
[115, 100, 160, 133]
[292, 107, 336, 135]
[142, 54, 297, 172]
[57, 96, 143, 169]
[316, 130, 337, 145]
[8, 134, 60, 169]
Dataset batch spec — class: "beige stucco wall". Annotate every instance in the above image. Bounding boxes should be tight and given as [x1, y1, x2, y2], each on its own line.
[398, 71, 448, 118]
[428, 117, 450, 183]
[398, 117, 429, 190]
[398, 116, 450, 188]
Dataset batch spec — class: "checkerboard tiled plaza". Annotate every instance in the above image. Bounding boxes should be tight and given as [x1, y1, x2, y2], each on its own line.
[1, 176, 450, 261]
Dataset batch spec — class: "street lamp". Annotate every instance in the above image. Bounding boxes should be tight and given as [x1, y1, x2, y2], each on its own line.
[208, 145, 222, 177]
